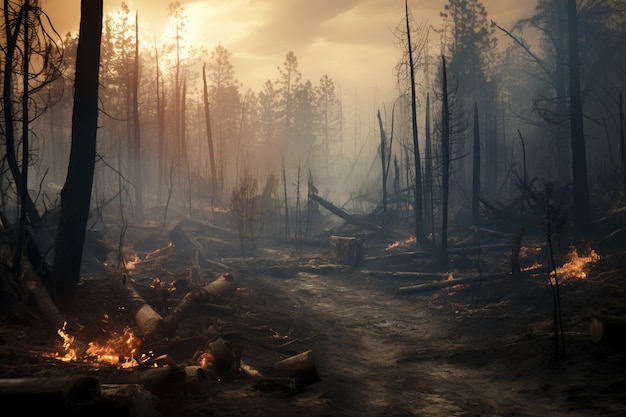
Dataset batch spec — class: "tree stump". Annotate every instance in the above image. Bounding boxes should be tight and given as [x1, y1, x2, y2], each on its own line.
[329, 236, 363, 266]
[589, 314, 626, 346]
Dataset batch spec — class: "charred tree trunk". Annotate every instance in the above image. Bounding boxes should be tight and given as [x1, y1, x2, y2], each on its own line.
[424, 92, 435, 245]
[202, 63, 218, 200]
[441, 55, 450, 262]
[619, 93, 626, 195]
[132, 13, 144, 225]
[472, 102, 480, 226]
[567, 0, 590, 227]
[377, 110, 388, 235]
[154, 40, 165, 206]
[405, 0, 425, 246]
[52, 0, 103, 310]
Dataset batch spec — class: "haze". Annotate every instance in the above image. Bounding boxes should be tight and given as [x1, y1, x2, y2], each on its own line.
[43, 0, 536, 99]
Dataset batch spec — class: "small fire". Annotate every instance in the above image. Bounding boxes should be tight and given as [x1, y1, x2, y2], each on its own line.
[86, 327, 142, 368]
[556, 244, 600, 280]
[50, 324, 142, 368]
[57, 321, 78, 362]
[385, 236, 417, 251]
[125, 254, 141, 270]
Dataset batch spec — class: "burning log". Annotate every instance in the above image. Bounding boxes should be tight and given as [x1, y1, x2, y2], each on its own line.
[589, 314, 626, 346]
[397, 273, 511, 295]
[120, 274, 164, 342]
[309, 193, 382, 232]
[163, 272, 239, 336]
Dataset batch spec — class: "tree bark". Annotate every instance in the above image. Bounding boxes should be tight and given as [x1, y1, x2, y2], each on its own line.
[52, 0, 103, 311]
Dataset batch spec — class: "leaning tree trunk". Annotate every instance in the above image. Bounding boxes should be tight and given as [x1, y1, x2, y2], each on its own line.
[52, 0, 103, 311]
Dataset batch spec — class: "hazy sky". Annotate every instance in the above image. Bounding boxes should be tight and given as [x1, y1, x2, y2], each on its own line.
[43, 0, 537, 103]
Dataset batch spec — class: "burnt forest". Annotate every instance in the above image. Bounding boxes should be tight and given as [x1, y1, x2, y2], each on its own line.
[1, 0, 626, 416]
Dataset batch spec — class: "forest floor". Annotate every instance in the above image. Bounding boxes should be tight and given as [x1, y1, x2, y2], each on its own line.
[1, 209, 626, 417]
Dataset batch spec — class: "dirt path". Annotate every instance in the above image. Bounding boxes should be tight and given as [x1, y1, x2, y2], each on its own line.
[244, 269, 626, 417]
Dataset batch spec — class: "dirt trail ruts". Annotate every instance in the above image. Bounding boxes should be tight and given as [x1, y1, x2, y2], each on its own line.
[245, 271, 622, 417]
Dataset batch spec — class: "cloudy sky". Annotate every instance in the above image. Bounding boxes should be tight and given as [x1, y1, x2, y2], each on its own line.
[44, 0, 537, 105]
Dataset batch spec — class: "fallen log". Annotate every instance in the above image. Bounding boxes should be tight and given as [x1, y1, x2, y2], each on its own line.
[120, 274, 164, 342]
[168, 222, 230, 271]
[265, 349, 321, 388]
[162, 272, 239, 335]
[178, 216, 239, 239]
[0, 375, 100, 413]
[309, 193, 382, 232]
[364, 270, 450, 280]
[589, 314, 626, 346]
[22, 263, 67, 333]
[93, 383, 161, 417]
[101, 365, 187, 398]
[397, 273, 511, 295]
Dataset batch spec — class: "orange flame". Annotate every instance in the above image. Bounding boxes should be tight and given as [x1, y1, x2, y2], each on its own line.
[556, 244, 600, 280]
[86, 327, 141, 368]
[385, 236, 416, 251]
[125, 254, 141, 270]
[49, 324, 142, 368]
[56, 321, 78, 362]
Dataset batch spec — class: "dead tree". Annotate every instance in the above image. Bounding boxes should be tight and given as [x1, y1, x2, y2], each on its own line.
[472, 102, 480, 226]
[132, 12, 144, 225]
[441, 55, 451, 262]
[52, 0, 103, 310]
[404, 0, 426, 246]
[202, 63, 218, 200]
